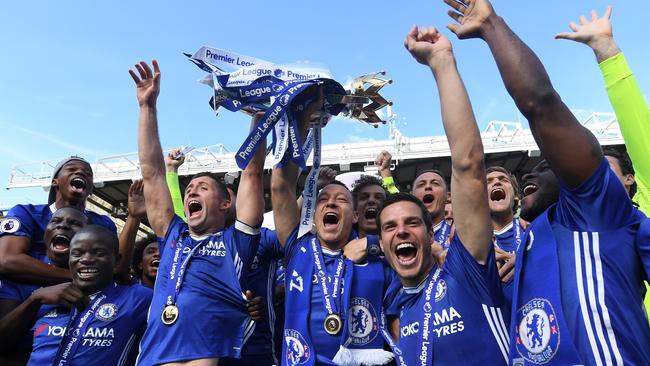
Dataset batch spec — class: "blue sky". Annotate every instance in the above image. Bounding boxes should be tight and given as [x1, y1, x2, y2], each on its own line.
[1, 0, 648, 207]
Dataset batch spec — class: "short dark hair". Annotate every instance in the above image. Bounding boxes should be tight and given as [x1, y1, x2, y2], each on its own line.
[132, 233, 158, 277]
[322, 180, 350, 191]
[603, 147, 637, 198]
[72, 225, 119, 257]
[486, 166, 521, 213]
[190, 172, 230, 200]
[351, 175, 386, 209]
[377, 192, 433, 234]
[412, 169, 448, 193]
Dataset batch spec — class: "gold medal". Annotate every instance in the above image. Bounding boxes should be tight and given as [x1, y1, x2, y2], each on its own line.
[161, 305, 179, 325]
[324, 314, 342, 335]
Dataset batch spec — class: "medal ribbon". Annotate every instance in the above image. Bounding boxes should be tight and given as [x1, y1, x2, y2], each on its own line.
[380, 267, 441, 366]
[379, 310, 407, 366]
[51, 283, 118, 366]
[164, 234, 213, 308]
[437, 220, 452, 249]
[310, 237, 345, 322]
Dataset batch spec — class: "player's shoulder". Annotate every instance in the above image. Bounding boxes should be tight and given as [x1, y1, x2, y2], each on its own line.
[118, 283, 153, 305]
[85, 211, 117, 232]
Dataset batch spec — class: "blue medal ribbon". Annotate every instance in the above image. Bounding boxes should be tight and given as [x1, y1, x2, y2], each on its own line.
[379, 310, 407, 366]
[310, 237, 345, 324]
[164, 233, 212, 309]
[437, 220, 452, 249]
[380, 267, 441, 366]
[51, 283, 119, 366]
[494, 218, 522, 253]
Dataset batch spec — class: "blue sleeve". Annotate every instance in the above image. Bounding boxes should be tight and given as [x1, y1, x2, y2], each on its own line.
[260, 228, 282, 260]
[227, 221, 261, 285]
[283, 226, 305, 262]
[159, 215, 188, 256]
[0, 204, 37, 239]
[87, 212, 117, 235]
[636, 218, 650, 281]
[556, 158, 638, 231]
[0, 276, 23, 301]
[443, 234, 502, 305]
[383, 270, 402, 316]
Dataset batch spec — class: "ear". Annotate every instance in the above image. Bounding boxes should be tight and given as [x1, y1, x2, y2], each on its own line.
[623, 173, 635, 188]
[51, 178, 59, 191]
[352, 210, 359, 224]
[220, 198, 232, 211]
[113, 253, 122, 271]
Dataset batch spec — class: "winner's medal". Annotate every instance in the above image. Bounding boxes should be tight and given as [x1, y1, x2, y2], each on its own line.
[324, 314, 342, 335]
[161, 304, 179, 325]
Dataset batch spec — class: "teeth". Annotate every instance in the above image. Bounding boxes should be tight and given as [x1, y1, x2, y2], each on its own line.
[79, 268, 98, 274]
[151, 260, 160, 267]
[396, 243, 415, 250]
[189, 200, 200, 205]
[523, 184, 538, 196]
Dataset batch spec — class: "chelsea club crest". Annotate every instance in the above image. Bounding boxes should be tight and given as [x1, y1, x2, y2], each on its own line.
[285, 329, 311, 365]
[515, 298, 559, 364]
[95, 303, 119, 322]
[348, 297, 379, 346]
[434, 279, 447, 302]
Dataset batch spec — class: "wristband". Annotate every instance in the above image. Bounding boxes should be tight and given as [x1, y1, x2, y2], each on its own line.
[381, 176, 399, 194]
[366, 234, 382, 257]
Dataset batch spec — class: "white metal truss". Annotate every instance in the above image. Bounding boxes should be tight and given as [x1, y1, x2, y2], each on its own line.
[5, 112, 622, 190]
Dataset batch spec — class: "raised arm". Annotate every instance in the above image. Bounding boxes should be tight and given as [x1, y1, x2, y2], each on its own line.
[236, 115, 266, 228]
[165, 149, 187, 221]
[405, 26, 491, 263]
[376, 150, 399, 194]
[556, 6, 650, 209]
[445, 0, 602, 188]
[271, 87, 324, 246]
[129, 60, 174, 237]
[0, 235, 70, 285]
[115, 180, 146, 284]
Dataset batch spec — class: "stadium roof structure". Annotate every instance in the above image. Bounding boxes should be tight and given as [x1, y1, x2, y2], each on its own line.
[5, 112, 624, 233]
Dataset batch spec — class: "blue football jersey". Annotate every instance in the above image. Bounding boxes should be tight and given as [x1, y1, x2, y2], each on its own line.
[511, 159, 650, 365]
[283, 229, 393, 366]
[136, 215, 260, 365]
[221, 227, 283, 366]
[27, 283, 152, 366]
[494, 219, 522, 321]
[0, 203, 116, 262]
[395, 234, 508, 366]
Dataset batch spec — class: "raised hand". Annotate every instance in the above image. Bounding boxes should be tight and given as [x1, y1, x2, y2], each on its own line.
[128, 179, 147, 219]
[317, 166, 338, 191]
[375, 150, 393, 178]
[555, 6, 619, 63]
[165, 148, 186, 173]
[32, 282, 89, 310]
[495, 247, 516, 283]
[404, 25, 453, 67]
[444, 0, 496, 40]
[129, 60, 161, 108]
[555, 6, 613, 45]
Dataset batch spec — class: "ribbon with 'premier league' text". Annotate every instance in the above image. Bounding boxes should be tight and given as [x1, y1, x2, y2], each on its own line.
[310, 237, 345, 327]
[164, 234, 211, 311]
[297, 117, 323, 237]
[379, 310, 407, 366]
[380, 267, 441, 366]
[52, 283, 119, 366]
[437, 220, 452, 250]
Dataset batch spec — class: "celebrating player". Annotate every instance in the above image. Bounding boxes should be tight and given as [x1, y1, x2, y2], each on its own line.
[0, 157, 116, 286]
[444, 0, 650, 363]
[130, 60, 264, 366]
[271, 88, 393, 365]
[1, 225, 152, 365]
[376, 25, 508, 365]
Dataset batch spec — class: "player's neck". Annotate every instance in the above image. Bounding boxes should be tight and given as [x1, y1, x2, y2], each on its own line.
[55, 197, 86, 211]
[430, 212, 445, 229]
[318, 235, 347, 252]
[491, 211, 514, 232]
[403, 258, 435, 288]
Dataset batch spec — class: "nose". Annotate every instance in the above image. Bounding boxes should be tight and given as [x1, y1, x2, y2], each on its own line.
[56, 220, 71, 230]
[79, 253, 95, 264]
[396, 223, 410, 239]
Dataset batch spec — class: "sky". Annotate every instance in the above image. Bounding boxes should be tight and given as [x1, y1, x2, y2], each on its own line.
[1, 0, 648, 207]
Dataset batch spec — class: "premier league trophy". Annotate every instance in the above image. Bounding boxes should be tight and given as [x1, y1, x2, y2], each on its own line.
[185, 46, 392, 237]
